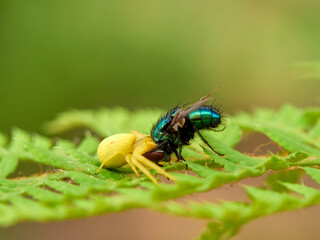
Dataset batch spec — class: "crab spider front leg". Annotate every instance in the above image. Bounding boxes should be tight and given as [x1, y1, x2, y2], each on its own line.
[131, 135, 177, 183]
[133, 153, 176, 181]
[130, 156, 159, 184]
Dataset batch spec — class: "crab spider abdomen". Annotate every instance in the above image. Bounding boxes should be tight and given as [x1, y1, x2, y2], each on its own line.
[97, 133, 136, 168]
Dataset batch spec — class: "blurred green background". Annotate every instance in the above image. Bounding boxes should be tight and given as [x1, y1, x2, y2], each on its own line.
[0, 0, 319, 134]
[1, 2, 320, 240]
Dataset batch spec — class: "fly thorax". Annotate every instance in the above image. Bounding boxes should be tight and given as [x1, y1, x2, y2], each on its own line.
[171, 118, 185, 131]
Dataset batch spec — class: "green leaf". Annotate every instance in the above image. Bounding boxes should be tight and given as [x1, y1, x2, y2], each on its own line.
[304, 167, 320, 185]
[0, 154, 18, 178]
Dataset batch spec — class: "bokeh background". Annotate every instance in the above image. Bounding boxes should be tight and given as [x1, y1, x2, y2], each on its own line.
[1, 0, 320, 134]
[0, 0, 320, 239]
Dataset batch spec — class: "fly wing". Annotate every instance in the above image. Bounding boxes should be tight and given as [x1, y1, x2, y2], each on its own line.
[174, 85, 222, 120]
[168, 93, 213, 131]
[177, 94, 212, 119]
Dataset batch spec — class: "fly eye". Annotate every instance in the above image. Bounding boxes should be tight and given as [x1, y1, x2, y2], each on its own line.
[143, 151, 165, 162]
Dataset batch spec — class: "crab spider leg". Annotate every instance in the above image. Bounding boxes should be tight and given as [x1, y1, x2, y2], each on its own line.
[131, 158, 159, 184]
[95, 152, 120, 174]
[131, 130, 144, 137]
[134, 154, 177, 182]
[125, 155, 140, 177]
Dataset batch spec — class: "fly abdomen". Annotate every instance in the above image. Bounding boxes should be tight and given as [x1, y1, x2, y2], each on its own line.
[188, 106, 221, 130]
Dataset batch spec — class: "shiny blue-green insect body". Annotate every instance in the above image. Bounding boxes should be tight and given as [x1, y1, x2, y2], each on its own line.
[188, 106, 221, 130]
[146, 94, 224, 162]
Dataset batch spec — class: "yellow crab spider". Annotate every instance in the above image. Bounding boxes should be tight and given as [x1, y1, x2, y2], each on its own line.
[96, 131, 177, 184]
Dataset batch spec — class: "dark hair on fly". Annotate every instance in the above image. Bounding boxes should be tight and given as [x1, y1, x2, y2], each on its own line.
[210, 99, 226, 132]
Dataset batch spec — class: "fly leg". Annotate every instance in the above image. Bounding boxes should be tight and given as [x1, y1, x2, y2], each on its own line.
[177, 129, 184, 161]
[174, 150, 185, 162]
[176, 129, 188, 169]
[193, 126, 224, 156]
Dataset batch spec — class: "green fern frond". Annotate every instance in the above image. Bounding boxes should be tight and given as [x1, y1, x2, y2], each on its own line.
[0, 105, 319, 240]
